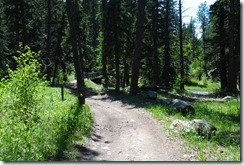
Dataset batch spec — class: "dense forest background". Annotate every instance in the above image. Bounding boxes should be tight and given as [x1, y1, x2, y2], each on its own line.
[0, 0, 240, 104]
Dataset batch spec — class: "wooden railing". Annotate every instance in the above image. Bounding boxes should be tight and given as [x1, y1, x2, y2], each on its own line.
[84, 72, 100, 80]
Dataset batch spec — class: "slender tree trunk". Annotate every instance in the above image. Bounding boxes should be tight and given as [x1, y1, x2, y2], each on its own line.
[46, 0, 52, 81]
[179, 0, 184, 90]
[101, 0, 108, 88]
[66, 0, 85, 105]
[51, 58, 58, 86]
[130, 0, 146, 95]
[227, 0, 237, 93]
[152, 0, 160, 86]
[115, 33, 120, 91]
[202, 20, 207, 77]
[162, 0, 170, 88]
[51, 12, 66, 86]
[122, 59, 130, 88]
[219, 10, 227, 90]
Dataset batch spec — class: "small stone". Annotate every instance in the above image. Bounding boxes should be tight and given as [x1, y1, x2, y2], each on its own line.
[171, 99, 195, 116]
[156, 98, 170, 105]
[146, 91, 157, 100]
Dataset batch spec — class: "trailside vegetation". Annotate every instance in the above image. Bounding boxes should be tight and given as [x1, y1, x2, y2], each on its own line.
[0, 45, 92, 161]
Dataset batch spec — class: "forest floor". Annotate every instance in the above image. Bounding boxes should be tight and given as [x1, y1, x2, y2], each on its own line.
[64, 80, 188, 161]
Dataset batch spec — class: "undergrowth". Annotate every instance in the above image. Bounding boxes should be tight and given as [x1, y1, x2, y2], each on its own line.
[0, 44, 92, 161]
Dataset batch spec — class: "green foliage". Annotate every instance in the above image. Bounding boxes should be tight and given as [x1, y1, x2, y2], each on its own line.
[0, 45, 93, 161]
[2, 43, 46, 125]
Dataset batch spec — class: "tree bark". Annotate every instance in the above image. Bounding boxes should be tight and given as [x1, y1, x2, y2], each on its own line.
[66, 0, 85, 105]
[162, 0, 171, 88]
[130, 0, 146, 95]
[46, 0, 52, 81]
[227, 0, 237, 93]
[115, 33, 120, 91]
[179, 0, 184, 90]
[219, 7, 227, 90]
[101, 0, 108, 88]
[152, 0, 160, 86]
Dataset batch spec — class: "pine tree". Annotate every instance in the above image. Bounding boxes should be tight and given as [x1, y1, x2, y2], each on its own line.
[66, 0, 85, 104]
[130, 0, 147, 95]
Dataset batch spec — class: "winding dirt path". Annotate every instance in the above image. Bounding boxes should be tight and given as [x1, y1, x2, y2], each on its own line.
[75, 94, 186, 161]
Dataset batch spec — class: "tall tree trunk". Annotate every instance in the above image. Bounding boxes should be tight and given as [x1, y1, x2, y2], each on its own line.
[122, 59, 130, 88]
[202, 19, 207, 77]
[51, 12, 66, 87]
[115, 33, 120, 91]
[152, 0, 160, 86]
[227, 0, 237, 93]
[114, 0, 121, 91]
[130, 0, 146, 95]
[219, 9, 227, 90]
[162, 0, 170, 88]
[66, 0, 85, 105]
[46, 0, 52, 81]
[101, 0, 108, 88]
[179, 0, 184, 90]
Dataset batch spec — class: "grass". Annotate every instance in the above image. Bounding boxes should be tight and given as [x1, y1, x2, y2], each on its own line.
[143, 97, 240, 161]
[0, 86, 93, 161]
[85, 79, 103, 93]
[185, 78, 220, 91]
[0, 46, 93, 161]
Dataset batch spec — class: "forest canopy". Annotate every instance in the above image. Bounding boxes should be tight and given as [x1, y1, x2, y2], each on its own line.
[0, 0, 240, 103]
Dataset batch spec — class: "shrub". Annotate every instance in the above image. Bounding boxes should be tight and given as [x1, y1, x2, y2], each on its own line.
[0, 44, 93, 161]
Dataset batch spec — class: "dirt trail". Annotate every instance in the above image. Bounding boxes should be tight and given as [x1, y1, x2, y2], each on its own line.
[75, 94, 186, 161]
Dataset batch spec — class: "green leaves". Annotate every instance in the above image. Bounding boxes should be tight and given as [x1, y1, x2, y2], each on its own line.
[0, 46, 93, 160]
[2, 43, 46, 125]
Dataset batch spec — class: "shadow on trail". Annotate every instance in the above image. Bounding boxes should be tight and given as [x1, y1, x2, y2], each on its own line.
[74, 143, 100, 161]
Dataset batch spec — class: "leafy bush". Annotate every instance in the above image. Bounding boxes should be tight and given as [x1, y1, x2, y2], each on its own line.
[1, 43, 46, 126]
[0, 44, 92, 161]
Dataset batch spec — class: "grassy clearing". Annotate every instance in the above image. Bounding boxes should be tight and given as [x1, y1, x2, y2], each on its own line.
[85, 79, 103, 93]
[143, 97, 240, 161]
[185, 78, 220, 91]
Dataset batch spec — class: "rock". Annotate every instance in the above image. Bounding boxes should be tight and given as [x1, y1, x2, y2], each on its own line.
[146, 91, 157, 100]
[170, 119, 195, 133]
[171, 99, 195, 116]
[156, 98, 170, 105]
[193, 119, 217, 138]
[170, 119, 217, 139]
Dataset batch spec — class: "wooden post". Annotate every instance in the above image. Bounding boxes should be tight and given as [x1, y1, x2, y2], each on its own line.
[61, 82, 64, 101]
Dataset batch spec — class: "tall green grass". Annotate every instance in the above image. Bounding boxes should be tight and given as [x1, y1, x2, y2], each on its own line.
[0, 87, 92, 161]
[0, 44, 92, 161]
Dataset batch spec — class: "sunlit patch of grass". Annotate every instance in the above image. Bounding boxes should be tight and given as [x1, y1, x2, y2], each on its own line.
[85, 79, 103, 93]
[185, 78, 220, 91]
